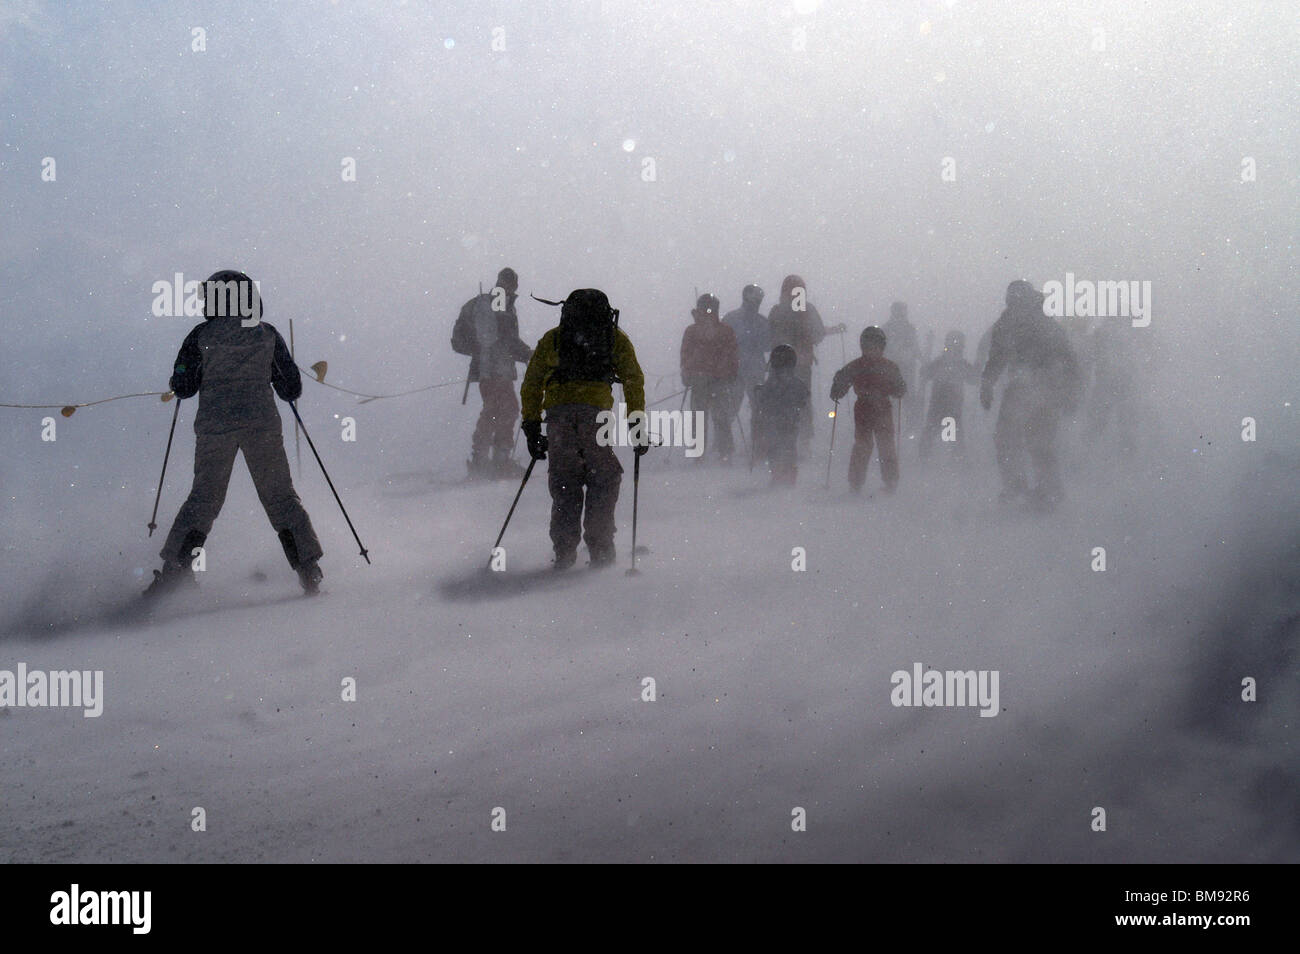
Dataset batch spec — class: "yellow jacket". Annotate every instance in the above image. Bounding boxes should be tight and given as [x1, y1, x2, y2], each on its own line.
[520, 326, 645, 423]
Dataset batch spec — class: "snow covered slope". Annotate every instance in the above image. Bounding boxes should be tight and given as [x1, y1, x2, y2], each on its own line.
[2, 403, 1294, 863]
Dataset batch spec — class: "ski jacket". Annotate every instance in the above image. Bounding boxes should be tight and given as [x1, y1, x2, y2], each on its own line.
[451, 292, 533, 382]
[724, 306, 770, 387]
[680, 316, 739, 385]
[520, 326, 645, 425]
[882, 316, 921, 370]
[922, 353, 980, 405]
[170, 316, 300, 435]
[830, 353, 906, 417]
[768, 301, 827, 373]
[981, 305, 1081, 408]
[754, 371, 810, 438]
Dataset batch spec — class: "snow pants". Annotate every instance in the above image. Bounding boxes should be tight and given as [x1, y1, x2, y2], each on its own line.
[545, 404, 623, 558]
[161, 423, 322, 569]
[849, 400, 899, 492]
[994, 378, 1063, 500]
[690, 378, 738, 460]
[921, 387, 965, 459]
[472, 378, 520, 462]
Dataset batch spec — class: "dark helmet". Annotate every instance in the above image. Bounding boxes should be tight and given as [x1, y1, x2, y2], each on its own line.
[769, 343, 797, 371]
[944, 330, 966, 352]
[560, 288, 617, 324]
[694, 293, 720, 317]
[495, 267, 518, 291]
[780, 274, 806, 301]
[1006, 279, 1042, 308]
[742, 284, 764, 307]
[889, 301, 908, 321]
[204, 269, 262, 322]
[860, 326, 887, 350]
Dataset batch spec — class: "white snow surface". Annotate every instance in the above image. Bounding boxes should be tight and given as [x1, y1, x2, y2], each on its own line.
[2, 401, 1295, 863]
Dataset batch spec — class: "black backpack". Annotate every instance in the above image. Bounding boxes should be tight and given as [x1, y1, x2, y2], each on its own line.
[535, 289, 620, 384]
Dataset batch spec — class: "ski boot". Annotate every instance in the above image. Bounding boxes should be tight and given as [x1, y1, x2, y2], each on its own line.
[588, 545, 616, 569]
[553, 549, 577, 571]
[493, 456, 526, 480]
[297, 561, 324, 595]
[142, 561, 197, 600]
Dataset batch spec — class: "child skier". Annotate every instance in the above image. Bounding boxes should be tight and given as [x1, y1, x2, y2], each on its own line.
[679, 293, 740, 463]
[752, 344, 808, 486]
[145, 270, 324, 597]
[830, 326, 907, 494]
[920, 330, 980, 459]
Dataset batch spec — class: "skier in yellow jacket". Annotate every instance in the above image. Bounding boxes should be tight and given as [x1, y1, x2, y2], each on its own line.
[519, 289, 646, 569]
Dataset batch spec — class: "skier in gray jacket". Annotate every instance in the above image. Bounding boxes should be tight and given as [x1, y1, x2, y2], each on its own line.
[145, 270, 324, 597]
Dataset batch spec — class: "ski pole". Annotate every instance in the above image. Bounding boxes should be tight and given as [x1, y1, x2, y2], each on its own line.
[824, 399, 839, 489]
[147, 398, 181, 537]
[290, 319, 302, 475]
[488, 456, 536, 567]
[289, 401, 371, 564]
[627, 450, 642, 576]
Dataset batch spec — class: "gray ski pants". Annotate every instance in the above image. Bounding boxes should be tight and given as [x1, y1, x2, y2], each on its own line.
[545, 404, 623, 557]
[161, 424, 322, 569]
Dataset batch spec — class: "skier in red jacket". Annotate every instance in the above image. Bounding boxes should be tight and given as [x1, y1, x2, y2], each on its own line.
[830, 326, 907, 493]
[679, 293, 740, 462]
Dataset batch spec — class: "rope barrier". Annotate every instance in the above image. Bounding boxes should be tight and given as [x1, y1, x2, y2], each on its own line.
[0, 391, 172, 416]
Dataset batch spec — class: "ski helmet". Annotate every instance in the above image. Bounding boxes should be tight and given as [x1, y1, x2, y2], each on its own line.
[204, 269, 262, 323]
[695, 293, 720, 317]
[770, 343, 797, 371]
[495, 267, 518, 292]
[889, 301, 908, 321]
[742, 284, 764, 307]
[1006, 279, 1040, 308]
[860, 326, 887, 350]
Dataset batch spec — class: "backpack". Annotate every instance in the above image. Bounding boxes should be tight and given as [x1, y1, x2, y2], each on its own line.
[538, 289, 620, 384]
[451, 293, 499, 356]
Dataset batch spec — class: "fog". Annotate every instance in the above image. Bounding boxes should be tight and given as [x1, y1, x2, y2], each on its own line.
[1, 1, 1295, 863]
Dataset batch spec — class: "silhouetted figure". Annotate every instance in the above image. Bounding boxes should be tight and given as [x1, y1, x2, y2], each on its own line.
[146, 271, 323, 598]
[451, 267, 534, 478]
[520, 289, 646, 569]
[831, 327, 907, 494]
[980, 280, 1082, 509]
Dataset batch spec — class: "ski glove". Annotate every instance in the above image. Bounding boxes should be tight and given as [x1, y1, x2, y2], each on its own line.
[522, 421, 548, 461]
[633, 438, 651, 457]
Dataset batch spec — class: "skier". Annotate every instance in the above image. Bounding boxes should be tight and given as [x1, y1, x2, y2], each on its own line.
[451, 267, 534, 478]
[1086, 313, 1144, 459]
[767, 275, 845, 455]
[980, 280, 1082, 509]
[882, 301, 923, 440]
[679, 293, 740, 463]
[752, 344, 808, 486]
[919, 331, 980, 460]
[723, 283, 770, 419]
[145, 270, 324, 597]
[519, 289, 646, 570]
[831, 326, 907, 494]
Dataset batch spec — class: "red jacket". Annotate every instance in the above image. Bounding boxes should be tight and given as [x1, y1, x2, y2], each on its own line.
[831, 353, 906, 417]
[680, 317, 739, 382]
